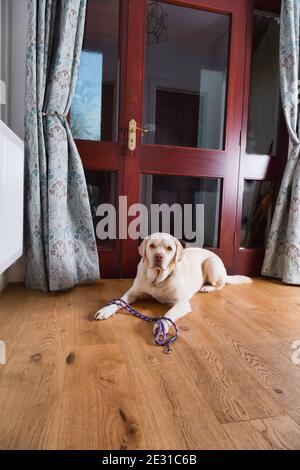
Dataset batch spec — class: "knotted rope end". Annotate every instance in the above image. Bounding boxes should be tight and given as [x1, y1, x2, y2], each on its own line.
[108, 298, 179, 353]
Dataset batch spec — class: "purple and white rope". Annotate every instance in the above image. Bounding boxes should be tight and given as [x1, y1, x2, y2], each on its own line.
[108, 298, 179, 354]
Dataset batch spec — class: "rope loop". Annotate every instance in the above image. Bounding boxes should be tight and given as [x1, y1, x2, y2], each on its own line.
[108, 298, 179, 354]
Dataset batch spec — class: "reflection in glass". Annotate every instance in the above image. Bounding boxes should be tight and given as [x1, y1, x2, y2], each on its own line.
[70, 0, 119, 142]
[141, 174, 221, 247]
[71, 51, 103, 140]
[85, 170, 117, 249]
[143, 1, 230, 149]
[246, 11, 280, 155]
[240, 180, 274, 248]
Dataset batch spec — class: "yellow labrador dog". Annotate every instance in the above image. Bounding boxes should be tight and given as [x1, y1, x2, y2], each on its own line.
[95, 232, 251, 332]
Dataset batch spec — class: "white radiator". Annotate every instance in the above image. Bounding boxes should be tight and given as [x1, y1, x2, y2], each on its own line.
[0, 120, 24, 274]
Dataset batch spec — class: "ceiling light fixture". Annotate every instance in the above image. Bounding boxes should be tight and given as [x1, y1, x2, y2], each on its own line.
[146, 1, 168, 45]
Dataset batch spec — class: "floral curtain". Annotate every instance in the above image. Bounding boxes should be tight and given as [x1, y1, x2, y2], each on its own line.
[262, 0, 300, 285]
[25, 0, 100, 291]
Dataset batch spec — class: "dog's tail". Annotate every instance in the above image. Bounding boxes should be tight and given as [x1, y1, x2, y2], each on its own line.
[226, 275, 252, 285]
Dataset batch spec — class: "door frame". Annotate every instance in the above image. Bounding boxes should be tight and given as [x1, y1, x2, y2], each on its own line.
[233, 0, 287, 276]
[76, 0, 132, 278]
[76, 0, 285, 279]
[121, 0, 248, 277]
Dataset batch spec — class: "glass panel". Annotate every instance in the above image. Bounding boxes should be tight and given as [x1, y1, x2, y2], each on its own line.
[246, 10, 281, 155]
[240, 180, 274, 248]
[71, 0, 119, 142]
[85, 170, 117, 249]
[141, 174, 221, 247]
[143, 1, 230, 149]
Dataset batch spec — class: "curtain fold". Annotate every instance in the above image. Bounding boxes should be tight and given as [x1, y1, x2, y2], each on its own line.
[262, 0, 300, 285]
[25, 0, 100, 291]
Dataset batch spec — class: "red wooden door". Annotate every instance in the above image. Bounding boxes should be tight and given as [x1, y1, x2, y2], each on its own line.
[72, 0, 284, 278]
[233, 0, 288, 275]
[71, 0, 129, 277]
[121, 0, 248, 277]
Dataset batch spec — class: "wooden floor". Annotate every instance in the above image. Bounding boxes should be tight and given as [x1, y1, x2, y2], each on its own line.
[0, 279, 300, 449]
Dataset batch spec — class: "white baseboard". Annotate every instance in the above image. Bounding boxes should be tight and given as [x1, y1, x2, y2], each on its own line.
[7, 256, 25, 283]
[0, 271, 8, 292]
[0, 258, 25, 291]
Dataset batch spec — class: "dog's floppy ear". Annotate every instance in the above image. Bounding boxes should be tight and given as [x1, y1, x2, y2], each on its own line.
[138, 237, 149, 259]
[175, 239, 184, 263]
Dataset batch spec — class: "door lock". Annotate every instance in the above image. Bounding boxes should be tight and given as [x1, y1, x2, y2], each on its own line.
[128, 119, 148, 152]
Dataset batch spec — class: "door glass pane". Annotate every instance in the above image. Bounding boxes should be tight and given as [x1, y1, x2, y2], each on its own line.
[85, 170, 117, 249]
[70, 0, 119, 142]
[246, 10, 281, 155]
[143, 1, 230, 149]
[240, 180, 274, 248]
[141, 174, 221, 247]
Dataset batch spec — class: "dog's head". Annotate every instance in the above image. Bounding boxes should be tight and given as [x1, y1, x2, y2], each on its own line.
[138, 233, 184, 274]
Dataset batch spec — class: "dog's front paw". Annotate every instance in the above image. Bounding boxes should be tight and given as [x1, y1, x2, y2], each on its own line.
[95, 304, 117, 320]
[200, 285, 214, 293]
[200, 286, 209, 293]
[153, 319, 170, 336]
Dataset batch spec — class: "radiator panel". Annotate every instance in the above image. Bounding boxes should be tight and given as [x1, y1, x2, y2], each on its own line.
[0, 121, 24, 274]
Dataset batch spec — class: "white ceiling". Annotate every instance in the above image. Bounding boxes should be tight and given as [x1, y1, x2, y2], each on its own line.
[160, 2, 230, 46]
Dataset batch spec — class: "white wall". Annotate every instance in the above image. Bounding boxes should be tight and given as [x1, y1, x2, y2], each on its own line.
[0, 0, 9, 123]
[8, 0, 27, 140]
[0, 0, 27, 291]
[143, 32, 228, 149]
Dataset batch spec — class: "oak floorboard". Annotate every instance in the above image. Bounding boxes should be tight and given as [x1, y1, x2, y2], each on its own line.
[58, 344, 145, 450]
[189, 295, 300, 424]
[223, 415, 300, 450]
[0, 279, 300, 449]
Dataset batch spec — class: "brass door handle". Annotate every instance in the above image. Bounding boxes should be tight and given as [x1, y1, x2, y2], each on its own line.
[128, 119, 148, 152]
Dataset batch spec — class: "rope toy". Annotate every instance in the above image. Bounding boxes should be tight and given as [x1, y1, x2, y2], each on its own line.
[107, 298, 179, 354]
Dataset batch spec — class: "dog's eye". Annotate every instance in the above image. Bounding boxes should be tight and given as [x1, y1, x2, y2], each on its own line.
[167, 246, 173, 251]
[149, 243, 155, 249]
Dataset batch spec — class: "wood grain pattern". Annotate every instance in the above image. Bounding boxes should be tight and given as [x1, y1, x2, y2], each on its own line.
[189, 290, 300, 426]
[177, 325, 283, 424]
[59, 344, 145, 450]
[0, 279, 300, 449]
[223, 416, 300, 450]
